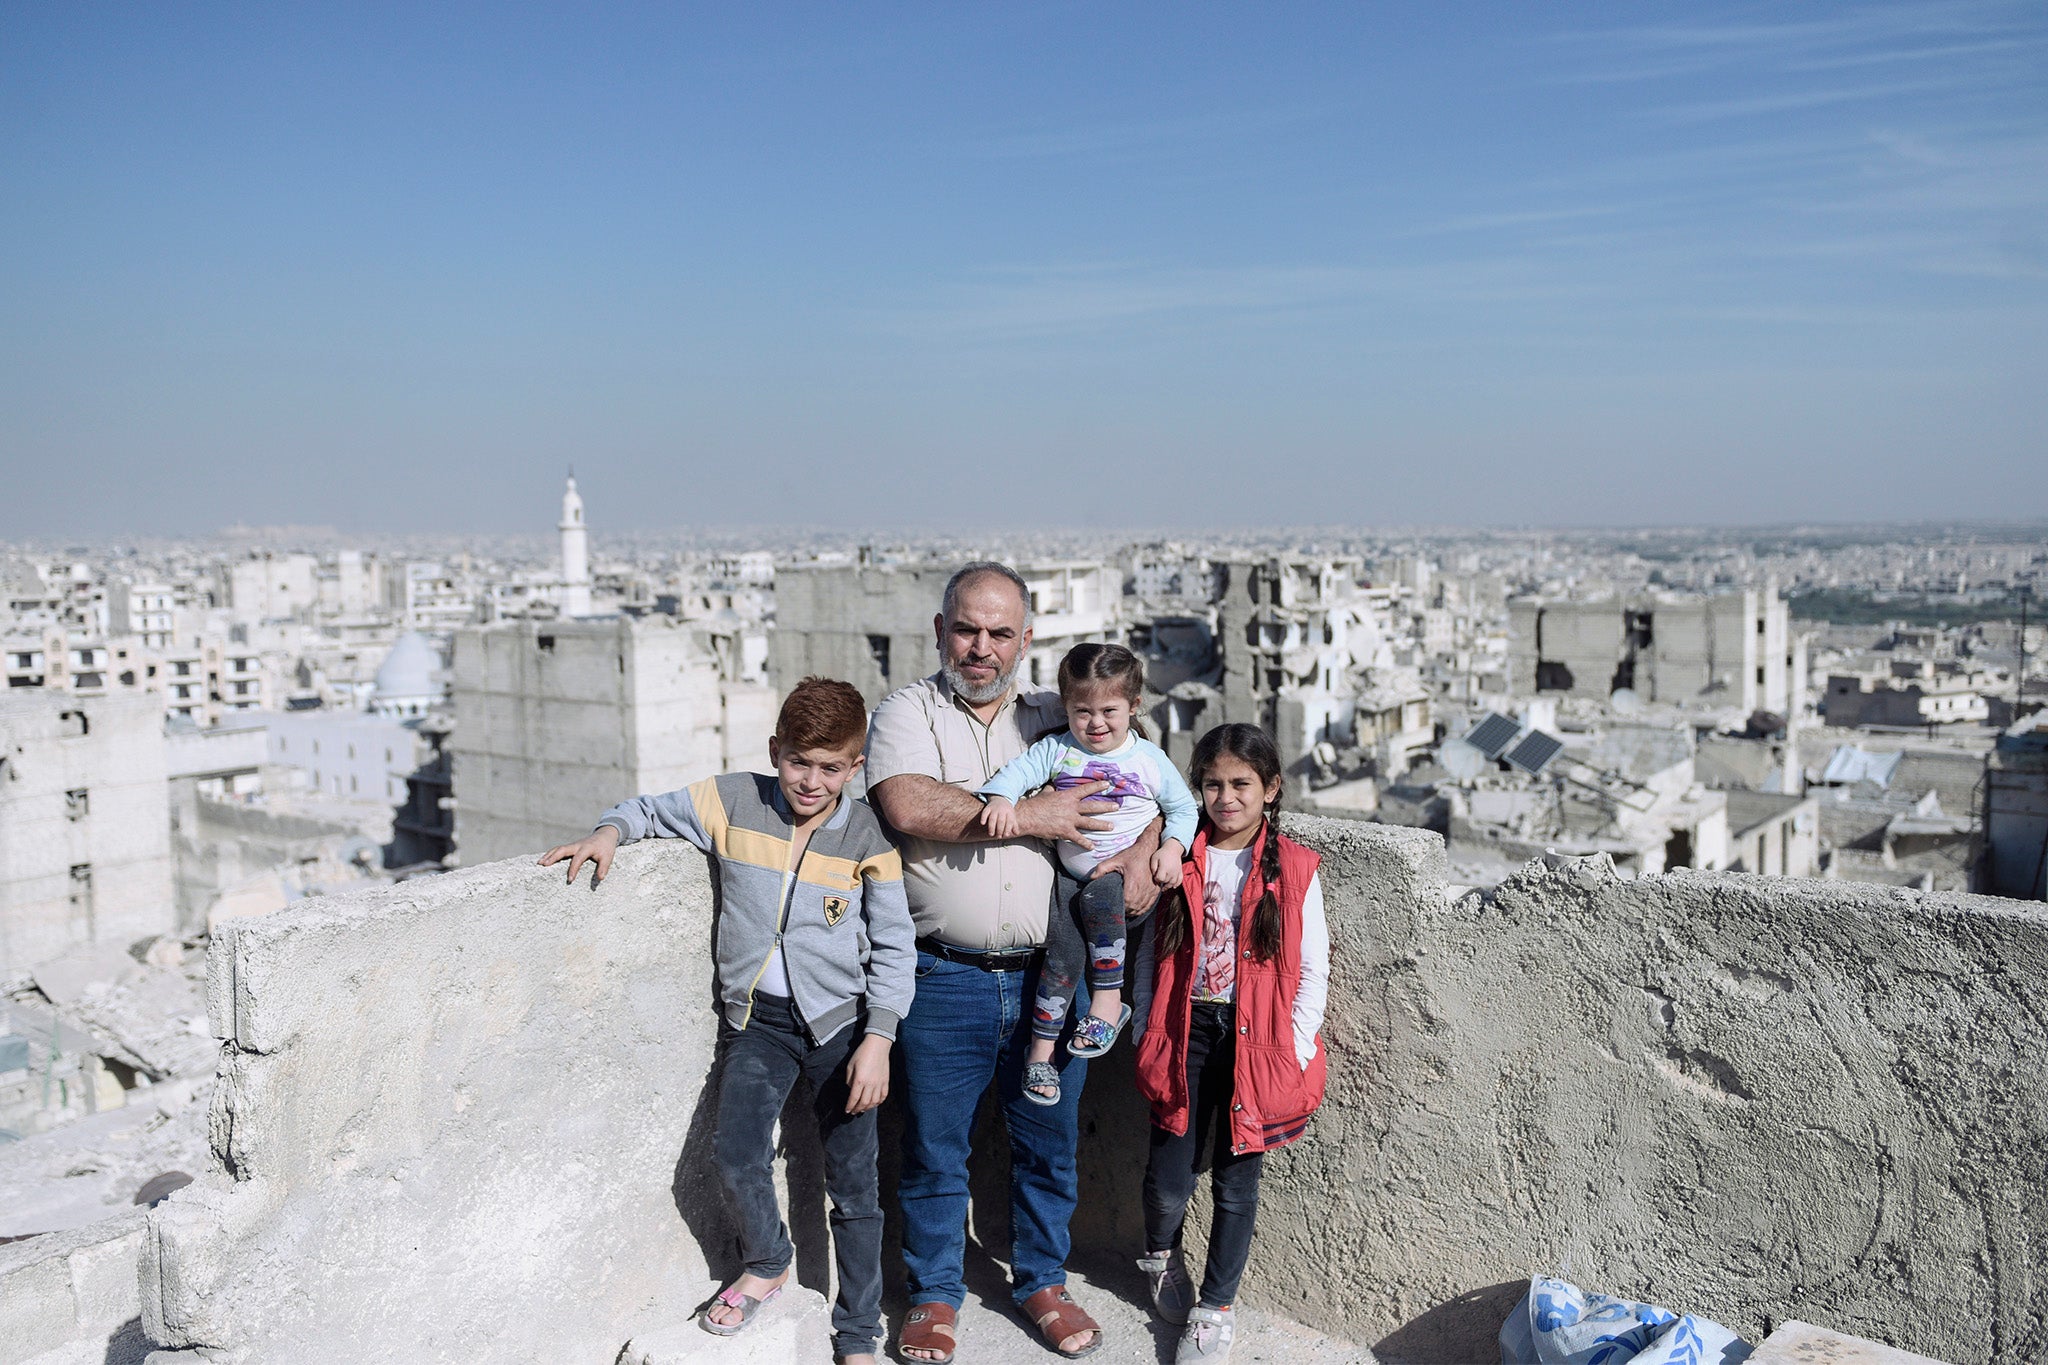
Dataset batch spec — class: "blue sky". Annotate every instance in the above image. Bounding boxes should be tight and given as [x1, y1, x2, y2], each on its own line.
[3, 2, 2043, 536]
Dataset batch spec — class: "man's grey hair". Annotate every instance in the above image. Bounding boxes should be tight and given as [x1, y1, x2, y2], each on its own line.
[941, 561, 1034, 628]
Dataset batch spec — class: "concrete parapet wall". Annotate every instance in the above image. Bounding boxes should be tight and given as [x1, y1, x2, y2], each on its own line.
[144, 846, 730, 1363]
[0, 1211, 150, 1365]
[1184, 820, 2045, 1364]
[137, 821, 2047, 1364]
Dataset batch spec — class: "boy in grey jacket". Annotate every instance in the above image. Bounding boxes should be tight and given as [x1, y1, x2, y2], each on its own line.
[541, 677, 913, 1365]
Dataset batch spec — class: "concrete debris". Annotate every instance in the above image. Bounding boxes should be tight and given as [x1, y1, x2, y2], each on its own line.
[1750, 1321, 1953, 1365]
[0, 1075, 213, 1239]
[38, 950, 216, 1083]
[30, 941, 143, 1008]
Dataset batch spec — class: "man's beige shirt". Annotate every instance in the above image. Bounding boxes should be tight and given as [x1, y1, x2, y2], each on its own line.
[864, 672, 1068, 950]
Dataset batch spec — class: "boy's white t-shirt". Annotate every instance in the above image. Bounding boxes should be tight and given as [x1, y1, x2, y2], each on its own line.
[756, 858, 799, 998]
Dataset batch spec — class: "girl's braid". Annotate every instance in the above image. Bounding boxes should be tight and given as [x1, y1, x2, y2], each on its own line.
[1249, 786, 1285, 962]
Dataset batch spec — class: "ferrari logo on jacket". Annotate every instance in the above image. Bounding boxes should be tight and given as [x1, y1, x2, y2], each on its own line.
[822, 895, 850, 926]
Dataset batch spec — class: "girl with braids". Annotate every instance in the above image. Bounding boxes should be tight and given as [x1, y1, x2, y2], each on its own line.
[1129, 723, 1331, 1364]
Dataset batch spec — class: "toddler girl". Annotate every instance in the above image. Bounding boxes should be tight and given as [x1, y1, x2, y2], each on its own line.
[979, 642, 1198, 1104]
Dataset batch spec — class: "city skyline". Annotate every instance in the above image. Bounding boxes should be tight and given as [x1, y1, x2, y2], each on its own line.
[4, 2, 2045, 537]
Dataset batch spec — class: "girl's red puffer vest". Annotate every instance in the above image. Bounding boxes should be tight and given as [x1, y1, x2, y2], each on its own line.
[1134, 821, 1326, 1156]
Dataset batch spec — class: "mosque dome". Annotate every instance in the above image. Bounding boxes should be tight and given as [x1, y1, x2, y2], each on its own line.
[370, 633, 443, 718]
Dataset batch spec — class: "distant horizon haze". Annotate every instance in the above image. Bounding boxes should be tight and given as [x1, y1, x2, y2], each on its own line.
[3, 2, 2044, 537]
[7, 513, 2048, 555]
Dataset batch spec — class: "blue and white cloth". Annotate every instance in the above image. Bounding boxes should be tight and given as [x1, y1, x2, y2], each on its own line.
[1501, 1277, 1753, 1365]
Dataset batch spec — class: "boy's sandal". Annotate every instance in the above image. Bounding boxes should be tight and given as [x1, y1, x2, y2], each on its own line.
[1022, 1285, 1104, 1359]
[897, 1301, 958, 1363]
[1066, 1004, 1132, 1059]
[698, 1282, 782, 1337]
[1021, 1060, 1062, 1106]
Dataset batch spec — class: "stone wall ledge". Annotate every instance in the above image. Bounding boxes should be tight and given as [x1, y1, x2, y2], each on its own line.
[0, 1209, 149, 1365]
[116, 817, 2047, 1365]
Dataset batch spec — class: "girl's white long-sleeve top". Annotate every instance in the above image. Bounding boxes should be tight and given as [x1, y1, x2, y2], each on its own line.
[1133, 860, 1328, 1070]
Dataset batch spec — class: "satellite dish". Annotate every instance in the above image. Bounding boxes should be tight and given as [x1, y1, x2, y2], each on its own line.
[1312, 740, 1339, 768]
[1609, 688, 1642, 715]
[1439, 738, 1486, 780]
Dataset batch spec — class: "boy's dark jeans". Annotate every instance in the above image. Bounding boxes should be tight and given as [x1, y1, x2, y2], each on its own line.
[713, 993, 882, 1358]
[1033, 870, 1134, 1040]
[1141, 1000, 1266, 1308]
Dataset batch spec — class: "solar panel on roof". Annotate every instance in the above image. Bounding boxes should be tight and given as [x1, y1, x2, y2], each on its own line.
[1464, 712, 1522, 759]
[1504, 730, 1565, 775]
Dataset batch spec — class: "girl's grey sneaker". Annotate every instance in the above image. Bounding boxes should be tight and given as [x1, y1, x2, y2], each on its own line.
[1136, 1247, 1194, 1325]
[1175, 1305, 1234, 1363]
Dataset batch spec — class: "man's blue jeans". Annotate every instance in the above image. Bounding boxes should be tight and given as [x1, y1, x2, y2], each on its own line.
[897, 951, 1088, 1309]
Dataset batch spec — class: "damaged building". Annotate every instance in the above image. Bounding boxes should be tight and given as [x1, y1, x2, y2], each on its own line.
[1509, 584, 1804, 719]
[769, 555, 1120, 710]
[0, 693, 175, 969]
[1439, 717, 1732, 881]
[1211, 555, 1435, 785]
[448, 616, 778, 866]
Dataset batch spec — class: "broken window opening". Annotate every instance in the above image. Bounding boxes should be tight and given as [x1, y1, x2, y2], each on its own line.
[1663, 829, 1694, 871]
[69, 864, 94, 936]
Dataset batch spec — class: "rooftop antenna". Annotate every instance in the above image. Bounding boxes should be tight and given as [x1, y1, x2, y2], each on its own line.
[2021, 583, 2032, 718]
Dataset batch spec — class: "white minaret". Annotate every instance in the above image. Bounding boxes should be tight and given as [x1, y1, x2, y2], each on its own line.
[559, 470, 592, 618]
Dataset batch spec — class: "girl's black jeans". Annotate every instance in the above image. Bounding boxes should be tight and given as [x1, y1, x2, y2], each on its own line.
[1141, 999, 1266, 1308]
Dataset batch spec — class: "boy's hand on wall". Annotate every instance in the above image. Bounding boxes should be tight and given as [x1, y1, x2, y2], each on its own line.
[844, 1035, 892, 1114]
[538, 825, 621, 886]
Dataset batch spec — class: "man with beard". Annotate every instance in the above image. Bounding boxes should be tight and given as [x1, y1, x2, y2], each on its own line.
[866, 561, 1162, 1362]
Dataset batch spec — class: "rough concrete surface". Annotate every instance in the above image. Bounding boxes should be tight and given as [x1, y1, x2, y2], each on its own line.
[1225, 818, 2043, 1365]
[0, 1210, 150, 1365]
[128, 820, 2047, 1365]
[1751, 1320, 1954, 1365]
[619, 1283, 832, 1364]
[620, 1269, 1369, 1365]
[144, 845, 734, 1364]
[923, 1262, 1368, 1365]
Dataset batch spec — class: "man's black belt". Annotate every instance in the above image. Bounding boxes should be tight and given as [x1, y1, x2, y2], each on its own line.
[916, 936, 1043, 972]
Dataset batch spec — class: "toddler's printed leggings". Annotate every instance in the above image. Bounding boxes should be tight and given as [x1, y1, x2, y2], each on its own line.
[1032, 869, 1134, 1040]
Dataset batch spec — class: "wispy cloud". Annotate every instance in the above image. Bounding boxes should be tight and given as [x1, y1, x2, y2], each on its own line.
[1549, 2, 2040, 86]
[959, 103, 1330, 162]
[870, 257, 1597, 342]
[878, 6, 2048, 348]
[875, 262, 1368, 339]
[1423, 203, 1649, 236]
[1462, 4, 2048, 291]
[1653, 77, 1964, 123]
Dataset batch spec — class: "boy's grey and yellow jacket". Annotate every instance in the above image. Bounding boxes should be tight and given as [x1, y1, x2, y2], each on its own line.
[596, 773, 915, 1044]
